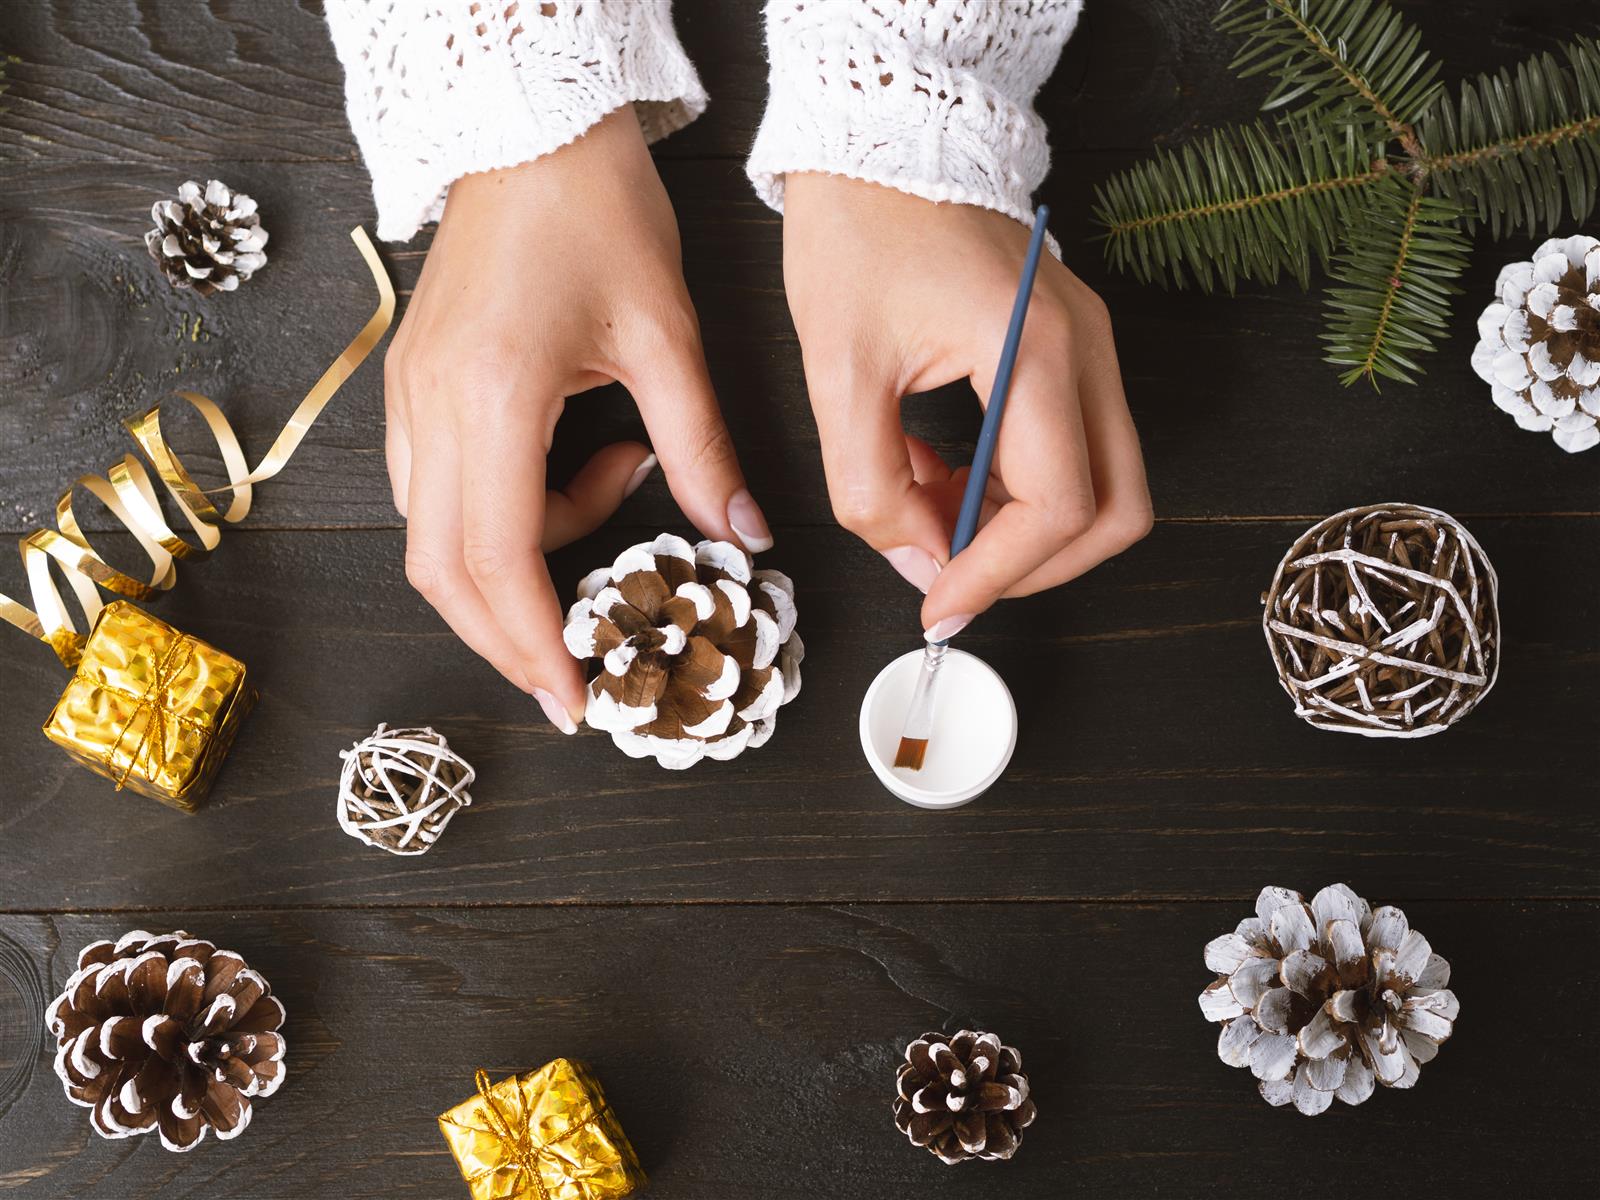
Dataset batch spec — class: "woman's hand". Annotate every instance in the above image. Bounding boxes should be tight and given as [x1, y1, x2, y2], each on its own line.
[781, 175, 1152, 640]
[386, 107, 770, 732]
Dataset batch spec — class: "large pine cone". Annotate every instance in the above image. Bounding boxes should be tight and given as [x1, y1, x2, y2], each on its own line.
[893, 1030, 1035, 1164]
[563, 534, 803, 769]
[1472, 234, 1600, 453]
[145, 179, 269, 295]
[46, 930, 287, 1150]
[1199, 885, 1459, 1116]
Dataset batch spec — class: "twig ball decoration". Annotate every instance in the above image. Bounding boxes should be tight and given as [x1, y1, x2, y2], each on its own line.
[47, 929, 287, 1150]
[893, 1030, 1035, 1164]
[1200, 885, 1458, 1116]
[563, 534, 803, 769]
[337, 724, 475, 855]
[145, 179, 269, 295]
[1262, 503, 1499, 738]
[1471, 234, 1600, 453]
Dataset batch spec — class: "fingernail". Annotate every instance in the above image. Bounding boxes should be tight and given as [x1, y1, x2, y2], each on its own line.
[533, 688, 579, 735]
[623, 453, 657, 499]
[727, 489, 774, 553]
[881, 546, 941, 593]
[924, 614, 975, 643]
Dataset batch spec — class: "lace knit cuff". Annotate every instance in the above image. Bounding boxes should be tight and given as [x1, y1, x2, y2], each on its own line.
[326, 1, 707, 242]
[747, 0, 1082, 236]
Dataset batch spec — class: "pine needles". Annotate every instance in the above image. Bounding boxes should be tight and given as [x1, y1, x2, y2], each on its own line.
[1094, 4, 1600, 388]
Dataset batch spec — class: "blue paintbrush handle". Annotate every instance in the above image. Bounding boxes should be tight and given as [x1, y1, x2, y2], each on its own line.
[949, 204, 1050, 559]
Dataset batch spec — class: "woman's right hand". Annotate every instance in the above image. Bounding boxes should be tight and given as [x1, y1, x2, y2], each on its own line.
[385, 106, 770, 733]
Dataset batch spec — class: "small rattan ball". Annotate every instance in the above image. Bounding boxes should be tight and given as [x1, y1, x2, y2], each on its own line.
[1262, 504, 1500, 738]
[337, 724, 475, 855]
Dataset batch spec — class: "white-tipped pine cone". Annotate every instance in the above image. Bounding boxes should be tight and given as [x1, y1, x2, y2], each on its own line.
[563, 534, 803, 769]
[145, 179, 269, 296]
[1199, 885, 1458, 1116]
[46, 930, 287, 1151]
[1471, 233, 1600, 453]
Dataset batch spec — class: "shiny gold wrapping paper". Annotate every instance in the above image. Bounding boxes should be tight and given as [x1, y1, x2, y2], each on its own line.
[41, 601, 253, 811]
[439, 1063, 646, 1200]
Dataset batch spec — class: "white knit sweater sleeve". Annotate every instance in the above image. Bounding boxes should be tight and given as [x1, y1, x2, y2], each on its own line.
[747, 0, 1083, 231]
[324, 1, 707, 241]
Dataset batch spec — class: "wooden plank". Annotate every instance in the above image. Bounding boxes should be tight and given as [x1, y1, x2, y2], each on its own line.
[1, 519, 1592, 908]
[0, 902, 1593, 1197]
[3, 159, 1596, 537]
[0, 0, 1580, 164]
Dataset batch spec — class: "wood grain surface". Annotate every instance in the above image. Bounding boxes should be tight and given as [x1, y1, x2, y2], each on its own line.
[0, 1, 1594, 1197]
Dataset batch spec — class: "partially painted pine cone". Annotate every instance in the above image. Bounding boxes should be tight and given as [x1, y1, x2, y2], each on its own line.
[563, 534, 803, 769]
[145, 179, 268, 295]
[46, 930, 286, 1150]
[1472, 234, 1600, 453]
[1200, 885, 1459, 1115]
[893, 1030, 1035, 1164]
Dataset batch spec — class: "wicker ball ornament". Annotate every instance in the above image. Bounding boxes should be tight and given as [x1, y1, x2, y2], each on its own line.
[337, 724, 475, 855]
[1262, 504, 1499, 738]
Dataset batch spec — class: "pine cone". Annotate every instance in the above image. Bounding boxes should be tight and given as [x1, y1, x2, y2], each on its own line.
[145, 179, 269, 296]
[563, 534, 803, 769]
[893, 1030, 1035, 1164]
[46, 930, 287, 1150]
[1472, 233, 1600, 453]
[1200, 885, 1459, 1116]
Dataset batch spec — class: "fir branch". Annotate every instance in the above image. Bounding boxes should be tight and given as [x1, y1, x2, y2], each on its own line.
[1416, 36, 1600, 238]
[1321, 175, 1471, 387]
[1093, 114, 1385, 292]
[1217, 0, 1442, 135]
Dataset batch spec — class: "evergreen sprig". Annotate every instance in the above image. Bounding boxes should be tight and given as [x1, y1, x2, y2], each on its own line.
[1218, 0, 1441, 132]
[1094, 3, 1600, 388]
[1092, 113, 1384, 291]
[1419, 37, 1600, 238]
[1321, 176, 1471, 386]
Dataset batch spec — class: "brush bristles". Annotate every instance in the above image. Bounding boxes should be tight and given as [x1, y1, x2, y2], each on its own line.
[894, 737, 928, 771]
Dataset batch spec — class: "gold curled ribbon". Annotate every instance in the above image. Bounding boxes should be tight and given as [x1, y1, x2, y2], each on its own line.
[0, 227, 395, 667]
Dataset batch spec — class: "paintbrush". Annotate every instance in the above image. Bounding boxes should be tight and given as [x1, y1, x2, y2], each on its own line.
[894, 205, 1051, 772]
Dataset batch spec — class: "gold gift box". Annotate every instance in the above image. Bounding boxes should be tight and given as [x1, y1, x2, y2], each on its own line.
[41, 601, 254, 812]
[440, 1062, 646, 1200]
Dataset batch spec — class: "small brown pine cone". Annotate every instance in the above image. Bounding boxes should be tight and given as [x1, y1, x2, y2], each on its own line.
[46, 930, 286, 1150]
[145, 179, 268, 295]
[893, 1030, 1035, 1164]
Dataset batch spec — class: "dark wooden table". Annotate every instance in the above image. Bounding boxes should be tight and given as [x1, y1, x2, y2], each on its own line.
[1, 2, 1595, 1196]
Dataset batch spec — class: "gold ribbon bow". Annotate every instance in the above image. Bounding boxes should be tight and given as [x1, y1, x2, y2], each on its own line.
[101, 630, 197, 790]
[0, 227, 395, 667]
[474, 1069, 559, 1200]
[440, 1063, 643, 1200]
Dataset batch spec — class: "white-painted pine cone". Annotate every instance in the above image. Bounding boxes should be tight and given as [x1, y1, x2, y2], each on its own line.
[1199, 885, 1459, 1116]
[46, 930, 287, 1150]
[563, 534, 803, 769]
[144, 179, 268, 295]
[1471, 233, 1600, 453]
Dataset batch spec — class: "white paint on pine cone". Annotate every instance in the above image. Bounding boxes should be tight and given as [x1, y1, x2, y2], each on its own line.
[1199, 885, 1460, 1115]
[1472, 233, 1600, 452]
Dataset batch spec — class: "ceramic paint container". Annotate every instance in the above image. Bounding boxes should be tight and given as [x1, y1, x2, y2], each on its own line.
[859, 648, 1017, 809]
